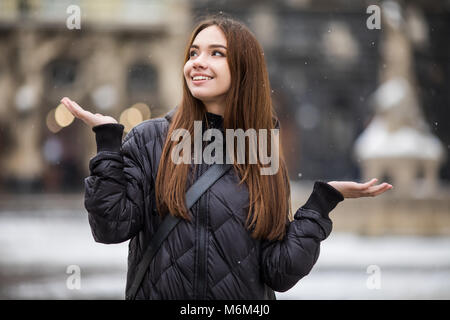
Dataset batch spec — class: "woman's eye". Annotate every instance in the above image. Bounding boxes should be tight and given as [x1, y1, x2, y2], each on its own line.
[189, 50, 225, 58]
[213, 50, 225, 57]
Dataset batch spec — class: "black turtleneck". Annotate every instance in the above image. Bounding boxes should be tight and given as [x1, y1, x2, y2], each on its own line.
[201, 112, 226, 163]
[204, 111, 224, 131]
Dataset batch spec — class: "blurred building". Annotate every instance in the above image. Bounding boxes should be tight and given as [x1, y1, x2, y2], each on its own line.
[0, 0, 449, 210]
[192, 0, 450, 184]
[354, 1, 447, 198]
[191, 0, 450, 235]
[0, 0, 190, 193]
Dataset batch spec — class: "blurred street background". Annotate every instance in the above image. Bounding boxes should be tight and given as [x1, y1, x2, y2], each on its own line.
[0, 0, 449, 299]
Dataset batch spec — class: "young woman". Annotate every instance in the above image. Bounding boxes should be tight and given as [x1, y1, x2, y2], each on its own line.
[61, 15, 392, 300]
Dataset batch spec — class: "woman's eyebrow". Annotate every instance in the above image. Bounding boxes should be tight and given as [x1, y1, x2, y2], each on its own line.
[190, 44, 227, 50]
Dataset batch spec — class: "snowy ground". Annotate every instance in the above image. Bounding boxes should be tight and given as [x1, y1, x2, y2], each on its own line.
[0, 209, 449, 299]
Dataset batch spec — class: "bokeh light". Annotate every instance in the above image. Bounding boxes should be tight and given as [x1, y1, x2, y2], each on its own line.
[131, 102, 151, 120]
[119, 107, 143, 132]
[46, 109, 62, 133]
[54, 103, 75, 127]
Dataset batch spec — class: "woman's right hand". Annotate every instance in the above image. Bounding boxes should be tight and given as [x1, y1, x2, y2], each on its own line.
[60, 97, 118, 128]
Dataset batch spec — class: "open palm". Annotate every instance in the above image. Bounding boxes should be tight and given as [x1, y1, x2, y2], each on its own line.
[327, 178, 393, 199]
[60, 97, 118, 128]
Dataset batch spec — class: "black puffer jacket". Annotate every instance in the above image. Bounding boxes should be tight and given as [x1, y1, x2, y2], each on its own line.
[84, 107, 344, 300]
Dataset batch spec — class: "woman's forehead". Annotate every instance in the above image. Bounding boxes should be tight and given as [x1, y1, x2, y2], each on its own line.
[192, 25, 227, 47]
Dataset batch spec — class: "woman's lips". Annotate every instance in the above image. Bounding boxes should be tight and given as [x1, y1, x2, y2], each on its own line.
[192, 78, 213, 85]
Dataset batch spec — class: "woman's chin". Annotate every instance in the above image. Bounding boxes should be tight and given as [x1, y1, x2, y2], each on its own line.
[190, 88, 227, 103]
[191, 92, 214, 101]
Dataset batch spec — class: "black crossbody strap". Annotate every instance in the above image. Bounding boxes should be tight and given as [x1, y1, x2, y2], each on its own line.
[126, 163, 233, 300]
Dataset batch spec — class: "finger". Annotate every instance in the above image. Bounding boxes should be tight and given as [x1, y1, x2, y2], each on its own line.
[371, 187, 390, 197]
[68, 99, 93, 120]
[368, 183, 392, 197]
[61, 97, 84, 118]
[355, 178, 378, 191]
[363, 178, 378, 188]
[62, 98, 98, 126]
[67, 98, 85, 114]
[71, 100, 100, 125]
[377, 184, 393, 195]
[60, 97, 76, 114]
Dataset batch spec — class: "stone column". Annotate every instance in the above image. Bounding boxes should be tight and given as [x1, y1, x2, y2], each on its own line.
[353, 1, 446, 197]
[3, 29, 45, 191]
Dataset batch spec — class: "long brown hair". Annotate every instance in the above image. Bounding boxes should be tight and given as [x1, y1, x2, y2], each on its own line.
[155, 15, 292, 241]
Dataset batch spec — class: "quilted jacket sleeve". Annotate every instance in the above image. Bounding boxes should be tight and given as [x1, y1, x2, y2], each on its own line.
[84, 123, 146, 244]
[261, 181, 344, 292]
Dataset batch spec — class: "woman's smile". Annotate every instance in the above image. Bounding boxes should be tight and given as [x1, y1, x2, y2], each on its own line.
[191, 74, 215, 85]
[192, 78, 213, 85]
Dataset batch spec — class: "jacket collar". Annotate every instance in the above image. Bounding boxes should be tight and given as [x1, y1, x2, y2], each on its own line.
[164, 105, 179, 123]
[164, 105, 280, 130]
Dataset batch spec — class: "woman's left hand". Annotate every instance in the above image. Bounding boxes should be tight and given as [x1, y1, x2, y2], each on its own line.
[327, 178, 393, 199]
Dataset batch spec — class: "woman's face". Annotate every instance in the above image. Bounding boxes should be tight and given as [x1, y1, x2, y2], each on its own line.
[184, 25, 231, 106]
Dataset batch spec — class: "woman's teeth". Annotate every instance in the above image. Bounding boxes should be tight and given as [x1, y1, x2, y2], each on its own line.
[192, 76, 213, 80]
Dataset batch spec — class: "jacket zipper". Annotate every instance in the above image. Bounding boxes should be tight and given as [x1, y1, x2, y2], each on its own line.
[194, 163, 208, 299]
[194, 122, 216, 299]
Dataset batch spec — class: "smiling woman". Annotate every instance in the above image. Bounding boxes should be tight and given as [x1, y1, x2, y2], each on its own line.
[156, 17, 293, 243]
[183, 26, 231, 116]
[60, 14, 392, 301]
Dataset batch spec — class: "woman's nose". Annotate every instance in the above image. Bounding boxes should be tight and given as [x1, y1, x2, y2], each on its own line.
[193, 53, 207, 68]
